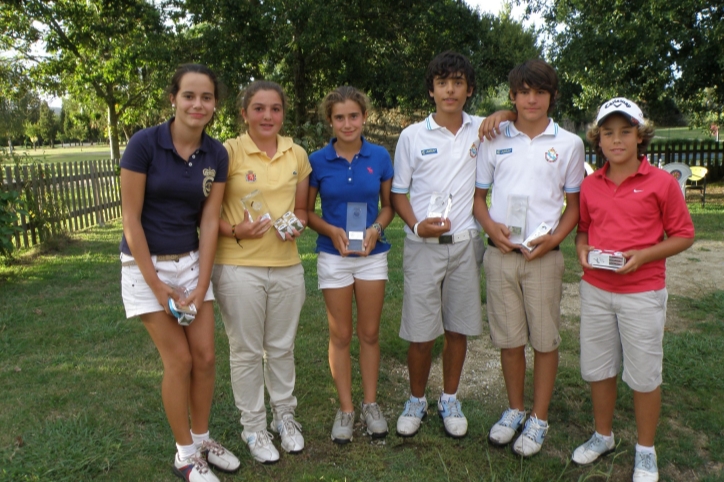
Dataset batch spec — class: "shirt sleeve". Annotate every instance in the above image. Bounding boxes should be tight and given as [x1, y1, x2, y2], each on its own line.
[308, 152, 321, 188]
[391, 129, 413, 194]
[660, 176, 695, 238]
[214, 146, 229, 183]
[381, 147, 394, 182]
[577, 179, 591, 234]
[119, 129, 152, 174]
[564, 137, 585, 193]
[295, 145, 312, 182]
[475, 142, 495, 190]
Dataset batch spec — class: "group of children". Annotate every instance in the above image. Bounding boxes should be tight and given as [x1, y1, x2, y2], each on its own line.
[119, 52, 694, 482]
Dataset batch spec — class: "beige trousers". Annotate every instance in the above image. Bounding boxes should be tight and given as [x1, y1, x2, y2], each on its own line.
[212, 263, 306, 432]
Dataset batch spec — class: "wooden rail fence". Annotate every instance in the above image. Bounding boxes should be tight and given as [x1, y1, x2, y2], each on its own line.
[1, 159, 121, 249]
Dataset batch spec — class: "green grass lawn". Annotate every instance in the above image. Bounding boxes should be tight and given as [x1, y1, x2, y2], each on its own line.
[7, 145, 121, 164]
[1, 214, 722, 481]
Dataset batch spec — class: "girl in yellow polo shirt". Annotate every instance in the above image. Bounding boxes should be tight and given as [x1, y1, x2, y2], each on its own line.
[212, 81, 311, 464]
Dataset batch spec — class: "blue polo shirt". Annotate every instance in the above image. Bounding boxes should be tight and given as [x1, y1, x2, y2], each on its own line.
[309, 137, 394, 256]
[119, 119, 228, 255]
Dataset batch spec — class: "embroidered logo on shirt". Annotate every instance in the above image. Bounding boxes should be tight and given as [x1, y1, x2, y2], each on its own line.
[634, 189, 644, 193]
[545, 148, 559, 162]
[421, 148, 438, 156]
[245, 170, 257, 182]
[367, 167, 374, 174]
[202, 168, 216, 197]
[496, 148, 513, 155]
[293, 170, 298, 176]
[469, 142, 478, 157]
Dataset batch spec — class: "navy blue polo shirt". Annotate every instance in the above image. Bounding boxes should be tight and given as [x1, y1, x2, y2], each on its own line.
[119, 119, 228, 255]
[309, 137, 394, 256]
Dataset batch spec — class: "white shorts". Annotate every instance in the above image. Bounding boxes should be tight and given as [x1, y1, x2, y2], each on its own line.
[316, 251, 389, 289]
[579, 280, 667, 393]
[120, 251, 214, 319]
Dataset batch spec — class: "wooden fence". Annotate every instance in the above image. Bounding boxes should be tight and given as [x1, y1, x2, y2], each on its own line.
[1, 159, 121, 249]
[586, 140, 724, 180]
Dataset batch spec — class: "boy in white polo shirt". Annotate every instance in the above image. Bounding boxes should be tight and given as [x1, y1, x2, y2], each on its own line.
[391, 51, 513, 439]
[473, 59, 585, 456]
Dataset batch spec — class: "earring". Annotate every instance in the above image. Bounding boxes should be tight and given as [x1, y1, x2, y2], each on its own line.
[213, 107, 216, 112]
[171, 104, 175, 108]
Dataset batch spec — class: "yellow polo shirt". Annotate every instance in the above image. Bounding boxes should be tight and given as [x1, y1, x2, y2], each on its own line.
[215, 133, 311, 267]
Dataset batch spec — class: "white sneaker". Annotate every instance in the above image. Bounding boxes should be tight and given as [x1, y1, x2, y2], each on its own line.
[361, 403, 389, 439]
[272, 413, 305, 454]
[173, 451, 220, 482]
[512, 416, 548, 457]
[488, 408, 526, 446]
[331, 410, 355, 444]
[241, 430, 279, 464]
[199, 439, 240, 472]
[633, 450, 659, 482]
[572, 432, 615, 465]
[396, 398, 428, 437]
[437, 398, 468, 438]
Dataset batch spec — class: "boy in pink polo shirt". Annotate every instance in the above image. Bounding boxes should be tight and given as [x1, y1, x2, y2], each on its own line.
[571, 98, 694, 482]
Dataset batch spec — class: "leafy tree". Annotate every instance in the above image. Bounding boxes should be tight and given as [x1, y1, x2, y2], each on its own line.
[36, 101, 58, 148]
[3, 0, 175, 159]
[523, 0, 724, 129]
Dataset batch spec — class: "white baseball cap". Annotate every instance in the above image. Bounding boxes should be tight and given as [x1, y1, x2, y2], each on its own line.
[595, 97, 645, 126]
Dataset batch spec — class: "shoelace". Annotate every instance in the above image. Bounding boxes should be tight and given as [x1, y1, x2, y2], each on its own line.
[252, 430, 274, 446]
[364, 403, 382, 420]
[339, 411, 354, 427]
[181, 453, 210, 474]
[636, 452, 656, 471]
[522, 420, 546, 442]
[281, 415, 303, 434]
[402, 400, 425, 417]
[499, 409, 522, 427]
[200, 439, 226, 456]
[584, 434, 606, 452]
[443, 400, 464, 418]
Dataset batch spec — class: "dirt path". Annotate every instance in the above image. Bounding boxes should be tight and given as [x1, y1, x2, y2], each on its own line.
[422, 240, 724, 399]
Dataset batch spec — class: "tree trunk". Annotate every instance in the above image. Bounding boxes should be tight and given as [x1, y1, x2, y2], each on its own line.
[292, 26, 307, 127]
[107, 104, 121, 160]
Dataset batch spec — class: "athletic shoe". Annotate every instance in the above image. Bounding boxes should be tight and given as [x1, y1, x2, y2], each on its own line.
[272, 413, 305, 454]
[361, 403, 389, 439]
[437, 398, 468, 438]
[571, 432, 615, 465]
[488, 408, 526, 446]
[241, 430, 279, 464]
[331, 410, 355, 444]
[199, 439, 240, 472]
[633, 450, 659, 482]
[396, 398, 428, 437]
[512, 416, 548, 457]
[173, 451, 219, 482]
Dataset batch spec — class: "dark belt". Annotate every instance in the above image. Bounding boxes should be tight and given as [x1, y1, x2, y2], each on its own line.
[121, 251, 194, 267]
[486, 238, 559, 252]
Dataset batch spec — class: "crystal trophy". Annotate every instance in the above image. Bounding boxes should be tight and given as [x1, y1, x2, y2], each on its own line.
[427, 192, 452, 220]
[241, 190, 272, 222]
[167, 285, 197, 326]
[346, 202, 367, 252]
[506, 194, 528, 244]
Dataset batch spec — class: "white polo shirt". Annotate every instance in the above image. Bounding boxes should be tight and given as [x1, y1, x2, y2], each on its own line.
[475, 119, 585, 237]
[392, 112, 483, 235]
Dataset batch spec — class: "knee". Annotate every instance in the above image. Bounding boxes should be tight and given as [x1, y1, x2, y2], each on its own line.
[357, 327, 379, 347]
[193, 350, 216, 373]
[409, 341, 434, 355]
[444, 330, 466, 344]
[164, 351, 193, 377]
[329, 326, 353, 349]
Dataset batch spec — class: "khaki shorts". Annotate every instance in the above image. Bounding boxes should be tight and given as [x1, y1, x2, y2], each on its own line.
[317, 251, 388, 289]
[483, 247, 564, 352]
[120, 251, 214, 318]
[579, 280, 667, 393]
[399, 233, 484, 342]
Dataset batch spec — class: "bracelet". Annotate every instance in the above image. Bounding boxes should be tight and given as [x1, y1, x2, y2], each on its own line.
[413, 221, 421, 237]
[371, 222, 383, 240]
[231, 224, 237, 240]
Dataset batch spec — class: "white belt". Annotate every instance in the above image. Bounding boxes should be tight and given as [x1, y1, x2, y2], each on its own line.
[406, 229, 478, 245]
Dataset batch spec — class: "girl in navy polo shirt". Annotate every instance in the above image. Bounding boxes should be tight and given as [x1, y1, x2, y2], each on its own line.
[120, 64, 239, 482]
[307, 86, 394, 443]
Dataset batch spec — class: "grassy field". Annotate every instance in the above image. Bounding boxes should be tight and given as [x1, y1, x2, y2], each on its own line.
[6, 145, 120, 164]
[1, 210, 722, 481]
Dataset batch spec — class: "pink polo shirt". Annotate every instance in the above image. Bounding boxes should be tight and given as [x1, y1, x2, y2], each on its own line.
[578, 158, 694, 293]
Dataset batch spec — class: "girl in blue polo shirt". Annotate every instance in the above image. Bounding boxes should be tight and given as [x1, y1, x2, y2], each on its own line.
[307, 86, 395, 444]
[120, 64, 239, 482]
